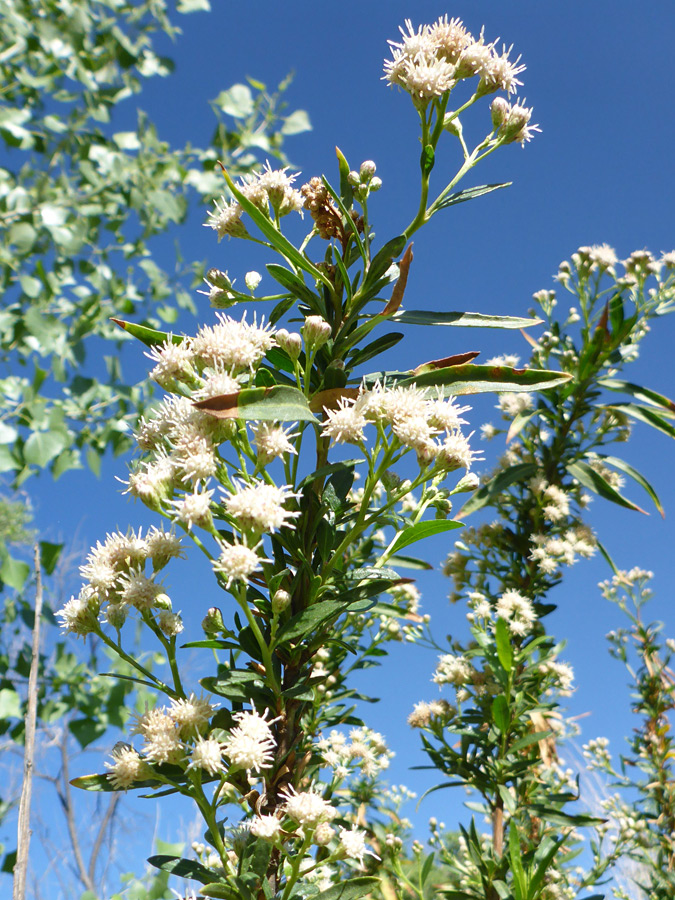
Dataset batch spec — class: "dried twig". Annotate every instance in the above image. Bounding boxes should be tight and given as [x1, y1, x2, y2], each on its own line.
[13, 544, 43, 900]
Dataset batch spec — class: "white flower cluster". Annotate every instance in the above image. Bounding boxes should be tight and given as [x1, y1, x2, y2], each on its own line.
[317, 727, 393, 779]
[323, 383, 480, 472]
[384, 17, 525, 102]
[57, 527, 183, 637]
[495, 588, 536, 637]
[433, 652, 473, 686]
[105, 700, 279, 790]
[211, 479, 298, 587]
[598, 567, 653, 601]
[222, 708, 279, 778]
[529, 526, 596, 576]
[206, 162, 304, 240]
[407, 699, 455, 728]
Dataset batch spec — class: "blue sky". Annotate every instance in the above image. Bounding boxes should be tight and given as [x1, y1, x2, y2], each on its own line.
[14, 0, 675, 892]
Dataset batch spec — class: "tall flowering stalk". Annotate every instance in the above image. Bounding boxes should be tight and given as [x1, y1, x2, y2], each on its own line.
[401, 250, 675, 899]
[57, 17, 564, 900]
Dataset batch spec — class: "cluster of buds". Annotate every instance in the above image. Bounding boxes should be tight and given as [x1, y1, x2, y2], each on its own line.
[347, 159, 383, 202]
[300, 176, 363, 243]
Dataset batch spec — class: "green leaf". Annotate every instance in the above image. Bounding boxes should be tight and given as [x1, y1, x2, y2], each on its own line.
[23, 430, 69, 468]
[265, 264, 322, 312]
[421, 144, 435, 175]
[216, 83, 254, 117]
[508, 731, 553, 755]
[201, 883, 237, 899]
[0, 688, 22, 719]
[491, 694, 509, 733]
[313, 877, 380, 900]
[599, 402, 675, 439]
[386, 309, 540, 329]
[362, 235, 407, 292]
[386, 519, 462, 556]
[0, 555, 31, 591]
[456, 463, 538, 519]
[598, 377, 675, 413]
[40, 541, 63, 575]
[567, 460, 648, 514]
[147, 855, 214, 884]
[275, 600, 351, 644]
[588, 452, 664, 517]
[111, 319, 182, 348]
[69, 717, 107, 749]
[400, 363, 570, 396]
[347, 332, 404, 369]
[432, 182, 510, 212]
[508, 821, 527, 900]
[281, 109, 311, 135]
[8, 222, 37, 254]
[194, 385, 318, 423]
[495, 618, 513, 672]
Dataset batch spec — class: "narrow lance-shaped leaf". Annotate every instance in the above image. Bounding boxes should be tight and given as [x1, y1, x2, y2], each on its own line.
[495, 618, 513, 672]
[399, 363, 571, 396]
[194, 385, 318, 423]
[566, 460, 648, 515]
[588, 452, 665, 517]
[384, 309, 542, 329]
[111, 318, 183, 348]
[385, 519, 463, 557]
[147, 855, 215, 884]
[430, 181, 511, 213]
[598, 402, 675, 439]
[597, 377, 675, 413]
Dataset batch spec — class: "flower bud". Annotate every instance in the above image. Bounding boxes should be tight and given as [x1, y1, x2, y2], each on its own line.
[490, 97, 510, 130]
[453, 472, 480, 493]
[154, 592, 173, 610]
[105, 602, 128, 630]
[369, 176, 383, 192]
[302, 316, 332, 350]
[205, 268, 232, 290]
[245, 271, 262, 292]
[313, 822, 335, 846]
[272, 590, 291, 613]
[359, 160, 377, 180]
[347, 170, 360, 186]
[275, 329, 303, 360]
[202, 606, 225, 635]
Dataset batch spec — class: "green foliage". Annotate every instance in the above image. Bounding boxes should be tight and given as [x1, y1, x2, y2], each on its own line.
[0, 0, 309, 486]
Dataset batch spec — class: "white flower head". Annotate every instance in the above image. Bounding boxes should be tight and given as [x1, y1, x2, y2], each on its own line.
[169, 693, 218, 736]
[280, 785, 337, 827]
[250, 815, 282, 841]
[205, 196, 246, 240]
[186, 737, 225, 776]
[222, 723, 276, 776]
[168, 485, 214, 531]
[105, 745, 150, 790]
[221, 480, 299, 535]
[57, 589, 100, 637]
[212, 541, 267, 587]
[251, 422, 298, 464]
[339, 826, 378, 863]
[145, 337, 195, 388]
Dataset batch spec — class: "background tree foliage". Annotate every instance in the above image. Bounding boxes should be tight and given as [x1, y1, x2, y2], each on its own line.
[0, 0, 309, 490]
[0, 1, 308, 895]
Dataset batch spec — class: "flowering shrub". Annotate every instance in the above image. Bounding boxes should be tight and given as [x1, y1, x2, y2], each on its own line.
[57, 16, 674, 900]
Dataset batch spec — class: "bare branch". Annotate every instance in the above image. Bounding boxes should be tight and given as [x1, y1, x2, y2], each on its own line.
[88, 792, 121, 888]
[13, 544, 43, 900]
